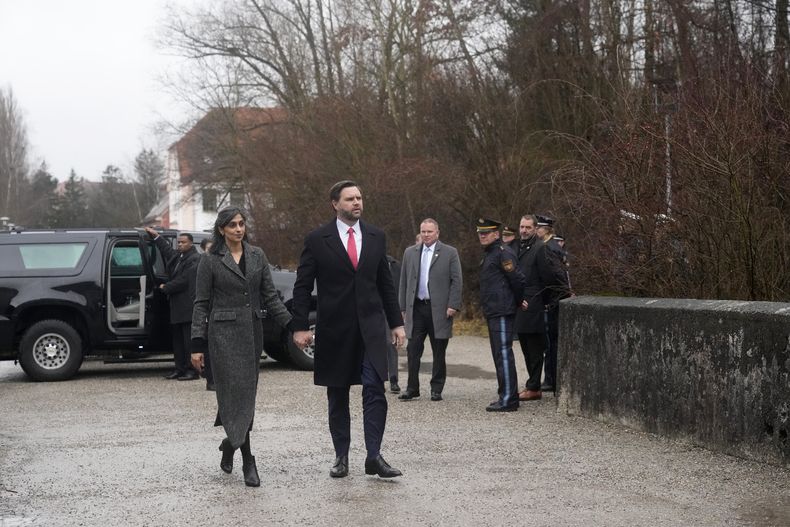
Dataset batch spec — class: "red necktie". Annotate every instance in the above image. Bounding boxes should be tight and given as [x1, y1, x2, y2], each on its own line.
[347, 227, 358, 269]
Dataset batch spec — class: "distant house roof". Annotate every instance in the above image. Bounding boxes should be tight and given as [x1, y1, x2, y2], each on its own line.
[142, 194, 170, 227]
[170, 107, 289, 185]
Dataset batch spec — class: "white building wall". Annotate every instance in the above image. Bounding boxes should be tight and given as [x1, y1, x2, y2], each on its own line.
[164, 147, 215, 232]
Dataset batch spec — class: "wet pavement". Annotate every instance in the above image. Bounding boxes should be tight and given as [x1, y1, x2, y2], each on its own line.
[1, 335, 789, 526]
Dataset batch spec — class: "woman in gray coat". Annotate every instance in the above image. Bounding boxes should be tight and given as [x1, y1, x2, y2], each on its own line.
[190, 207, 291, 487]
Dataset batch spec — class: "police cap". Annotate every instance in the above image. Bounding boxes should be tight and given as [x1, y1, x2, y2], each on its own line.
[502, 225, 515, 237]
[535, 214, 554, 227]
[476, 218, 502, 233]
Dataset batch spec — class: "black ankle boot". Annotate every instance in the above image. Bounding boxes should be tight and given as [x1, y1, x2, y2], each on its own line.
[219, 439, 235, 474]
[242, 456, 260, 487]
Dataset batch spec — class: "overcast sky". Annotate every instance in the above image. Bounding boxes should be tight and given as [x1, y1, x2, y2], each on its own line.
[0, 0, 197, 182]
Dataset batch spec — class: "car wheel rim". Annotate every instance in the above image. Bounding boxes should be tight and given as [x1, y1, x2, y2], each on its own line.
[32, 333, 71, 370]
[303, 324, 316, 359]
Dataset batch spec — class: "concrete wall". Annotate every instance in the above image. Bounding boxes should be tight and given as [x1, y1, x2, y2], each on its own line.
[558, 296, 790, 466]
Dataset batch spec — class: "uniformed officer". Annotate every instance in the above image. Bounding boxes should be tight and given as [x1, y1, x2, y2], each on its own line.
[476, 218, 528, 412]
[501, 225, 516, 245]
[535, 215, 572, 392]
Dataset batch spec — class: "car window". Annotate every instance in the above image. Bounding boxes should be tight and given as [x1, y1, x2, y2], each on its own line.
[0, 243, 88, 271]
[110, 246, 144, 276]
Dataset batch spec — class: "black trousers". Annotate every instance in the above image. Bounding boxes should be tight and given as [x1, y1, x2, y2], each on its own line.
[544, 307, 559, 387]
[327, 352, 387, 459]
[486, 315, 519, 408]
[171, 322, 195, 375]
[405, 300, 449, 394]
[517, 332, 546, 391]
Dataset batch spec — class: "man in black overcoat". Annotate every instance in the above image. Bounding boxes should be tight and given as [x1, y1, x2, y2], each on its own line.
[513, 215, 564, 400]
[144, 227, 200, 380]
[291, 180, 406, 479]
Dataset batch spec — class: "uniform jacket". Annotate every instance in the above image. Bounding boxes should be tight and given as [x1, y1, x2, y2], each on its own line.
[512, 235, 556, 334]
[154, 236, 199, 324]
[191, 242, 291, 448]
[291, 219, 403, 387]
[398, 240, 463, 339]
[542, 236, 572, 307]
[479, 239, 527, 319]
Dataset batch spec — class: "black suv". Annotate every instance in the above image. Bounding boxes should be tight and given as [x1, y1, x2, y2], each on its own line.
[0, 228, 315, 381]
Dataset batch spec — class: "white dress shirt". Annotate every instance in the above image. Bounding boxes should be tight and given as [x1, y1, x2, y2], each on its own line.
[418, 243, 434, 300]
[336, 218, 362, 262]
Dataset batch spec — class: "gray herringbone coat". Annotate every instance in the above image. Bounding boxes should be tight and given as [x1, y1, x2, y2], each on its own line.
[191, 242, 291, 448]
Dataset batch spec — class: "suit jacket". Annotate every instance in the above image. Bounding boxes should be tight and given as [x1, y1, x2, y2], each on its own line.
[398, 240, 463, 339]
[291, 219, 403, 387]
[191, 242, 291, 448]
[154, 236, 199, 324]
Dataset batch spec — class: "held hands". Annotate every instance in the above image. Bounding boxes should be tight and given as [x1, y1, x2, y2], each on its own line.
[191, 353, 204, 373]
[391, 326, 406, 347]
[293, 330, 313, 350]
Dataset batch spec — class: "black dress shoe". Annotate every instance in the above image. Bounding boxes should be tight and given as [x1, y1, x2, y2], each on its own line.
[206, 382, 216, 391]
[177, 371, 199, 381]
[389, 381, 401, 394]
[485, 401, 519, 412]
[163, 371, 181, 380]
[364, 455, 402, 478]
[219, 438, 235, 473]
[430, 391, 442, 401]
[242, 456, 260, 487]
[398, 390, 420, 401]
[329, 455, 348, 478]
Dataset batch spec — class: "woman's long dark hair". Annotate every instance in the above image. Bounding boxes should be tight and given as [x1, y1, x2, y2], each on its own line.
[209, 206, 249, 254]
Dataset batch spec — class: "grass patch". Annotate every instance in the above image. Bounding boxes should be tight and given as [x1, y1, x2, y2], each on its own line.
[453, 316, 488, 337]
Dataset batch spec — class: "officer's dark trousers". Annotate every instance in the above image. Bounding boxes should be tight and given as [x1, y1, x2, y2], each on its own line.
[544, 307, 559, 387]
[486, 315, 519, 407]
[327, 351, 387, 460]
[406, 300, 448, 394]
[171, 322, 194, 375]
[517, 332, 546, 391]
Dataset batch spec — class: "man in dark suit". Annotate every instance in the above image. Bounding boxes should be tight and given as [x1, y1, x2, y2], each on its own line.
[398, 218, 463, 402]
[291, 180, 406, 479]
[144, 227, 200, 381]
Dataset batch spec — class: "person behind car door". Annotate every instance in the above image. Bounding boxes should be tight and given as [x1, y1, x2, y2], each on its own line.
[144, 227, 200, 381]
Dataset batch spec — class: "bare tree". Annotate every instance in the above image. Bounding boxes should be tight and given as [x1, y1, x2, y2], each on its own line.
[0, 87, 29, 220]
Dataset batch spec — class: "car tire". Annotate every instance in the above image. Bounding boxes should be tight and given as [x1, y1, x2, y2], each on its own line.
[19, 319, 84, 381]
[286, 313, 316, 371]
[263, 339, 288, 362]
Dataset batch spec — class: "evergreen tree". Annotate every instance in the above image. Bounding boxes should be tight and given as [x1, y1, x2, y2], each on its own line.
[17, 161, 57, 227]
[49, 170, 87, 228]
[88, 165, 140, 227]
